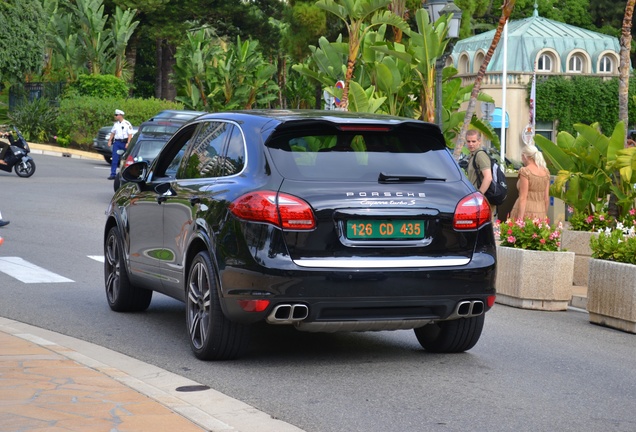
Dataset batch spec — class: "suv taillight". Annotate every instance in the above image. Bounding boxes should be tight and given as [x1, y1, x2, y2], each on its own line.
[124, 155, 135, 167]
[229, 191, 316, 230]
[453, 192, 491, 230]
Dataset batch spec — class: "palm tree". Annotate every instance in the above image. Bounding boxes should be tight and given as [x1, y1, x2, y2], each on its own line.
[452, 0, 516, 160]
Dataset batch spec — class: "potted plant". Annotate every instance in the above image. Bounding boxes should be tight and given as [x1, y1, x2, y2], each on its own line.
[535, 121, 636, 287]
[587, 216, 636, 334]
[495, 218, 575, 311]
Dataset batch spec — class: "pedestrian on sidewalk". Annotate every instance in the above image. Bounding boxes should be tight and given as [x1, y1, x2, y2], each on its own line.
[465, 130, 495, 216]
[107, 109, 133, 180]
[509, 144, 550, 221]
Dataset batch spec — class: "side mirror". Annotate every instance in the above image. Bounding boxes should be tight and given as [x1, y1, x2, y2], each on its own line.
[121, 161, 148, 183]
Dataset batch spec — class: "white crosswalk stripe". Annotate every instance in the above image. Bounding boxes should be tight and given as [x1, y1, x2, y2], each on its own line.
[0, 257, 74, 283]
[88, 255, 105, 263]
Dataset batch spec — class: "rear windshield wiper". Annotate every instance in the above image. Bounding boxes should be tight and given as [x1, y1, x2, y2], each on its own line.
[378, 172, 446, 183]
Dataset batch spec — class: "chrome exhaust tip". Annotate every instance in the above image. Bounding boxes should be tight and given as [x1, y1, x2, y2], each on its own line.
[266, 304, 309, 324]
[451, 300, 485, 319]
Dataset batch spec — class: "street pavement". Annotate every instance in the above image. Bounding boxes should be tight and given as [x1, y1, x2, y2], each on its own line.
[1, 143, 590, 432]
[1, 143, 304, 432]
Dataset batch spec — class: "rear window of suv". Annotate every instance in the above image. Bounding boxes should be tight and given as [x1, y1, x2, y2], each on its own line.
[266, 123, 462, 182]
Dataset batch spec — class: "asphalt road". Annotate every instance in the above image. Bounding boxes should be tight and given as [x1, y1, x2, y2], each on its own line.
[0, 153, 635, 432]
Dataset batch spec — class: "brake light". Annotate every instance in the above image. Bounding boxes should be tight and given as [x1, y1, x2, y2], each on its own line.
[338, 125, 391, 132]
[453, 192, 491, 230]
[124, 155, 135, 167]
[229, 191, 316, 230]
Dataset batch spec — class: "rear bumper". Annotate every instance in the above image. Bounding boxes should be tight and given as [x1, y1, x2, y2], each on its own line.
[218, 254, 496, 326]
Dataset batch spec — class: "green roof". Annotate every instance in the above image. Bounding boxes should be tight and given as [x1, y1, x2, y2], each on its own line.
[452, 10, 620, 72]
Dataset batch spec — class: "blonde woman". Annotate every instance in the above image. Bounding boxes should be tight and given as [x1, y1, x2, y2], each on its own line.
[509, 145, 550, 221]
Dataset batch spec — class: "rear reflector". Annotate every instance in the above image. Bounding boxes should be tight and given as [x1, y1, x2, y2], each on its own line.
[229, 191, 316, 230]
[453, 192, 491, 230]
[487, 295, 496, 308]
[238, 299, 270, 312]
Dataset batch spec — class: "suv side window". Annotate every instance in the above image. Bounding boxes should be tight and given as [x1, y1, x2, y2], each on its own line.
[181, 121, 231, 179]
[223, 125, 246, 176]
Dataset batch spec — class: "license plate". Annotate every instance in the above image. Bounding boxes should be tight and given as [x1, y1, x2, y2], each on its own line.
[346, 220, 425, 239]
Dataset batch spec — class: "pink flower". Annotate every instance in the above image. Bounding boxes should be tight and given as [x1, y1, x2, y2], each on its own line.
[586, 216, 594, 223]
[599, 215, 605, 221]
[507, 236, 516, 243]
[630, 209, 635, 216]
[507, 229, 513, 235]
[532, 233, 538, 238]
[540, 239, 546, 244]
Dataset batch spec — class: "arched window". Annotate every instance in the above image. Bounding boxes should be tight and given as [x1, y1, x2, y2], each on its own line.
[599, 55, 614, 73]
[537, 54, 552, 72]
[568, 54, 584, 73]
[459, 55, 469, 74]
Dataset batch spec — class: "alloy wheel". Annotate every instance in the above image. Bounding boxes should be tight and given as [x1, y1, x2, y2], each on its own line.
[187, 261, 211, 350]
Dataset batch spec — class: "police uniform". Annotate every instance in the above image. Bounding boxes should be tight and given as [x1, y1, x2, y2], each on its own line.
[108, 109, 133, 178]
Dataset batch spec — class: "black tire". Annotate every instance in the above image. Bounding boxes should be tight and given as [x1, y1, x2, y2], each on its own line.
[186, 251, 249, 360]
[414, 314, 485, 353]
[15, 159, 35, 177]
[103, 155, 112, 164]
[104, 226, 152, 312]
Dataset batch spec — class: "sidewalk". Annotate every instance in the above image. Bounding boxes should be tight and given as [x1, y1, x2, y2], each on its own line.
[0, 318, 304, 432]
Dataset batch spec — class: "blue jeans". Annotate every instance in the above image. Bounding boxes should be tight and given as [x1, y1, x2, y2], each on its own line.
[110, 140, 126, 176]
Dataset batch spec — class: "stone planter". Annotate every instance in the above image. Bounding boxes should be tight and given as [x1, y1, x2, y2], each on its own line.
[495, 246, 575, 310]
[587, 258, 636, 334]
[561, 230, 598, 287]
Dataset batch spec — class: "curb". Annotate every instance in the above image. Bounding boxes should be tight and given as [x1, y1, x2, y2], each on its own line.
[0, 317, 304, 432]
[29, 143, 104, 161]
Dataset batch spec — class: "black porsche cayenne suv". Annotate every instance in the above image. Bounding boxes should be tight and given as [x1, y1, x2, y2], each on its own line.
[104, 110, 497, 360]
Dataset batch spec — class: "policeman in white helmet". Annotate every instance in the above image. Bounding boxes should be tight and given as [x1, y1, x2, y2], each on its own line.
[107, 109, 133, 180]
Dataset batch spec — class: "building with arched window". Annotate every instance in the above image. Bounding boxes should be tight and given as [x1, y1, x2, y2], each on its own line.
[451, 6, 621, 161]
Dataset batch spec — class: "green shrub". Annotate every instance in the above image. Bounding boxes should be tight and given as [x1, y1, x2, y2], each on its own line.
[8, 97, 58, 142]
[56, 96, 186, 148]
[67, 74, 130, 98]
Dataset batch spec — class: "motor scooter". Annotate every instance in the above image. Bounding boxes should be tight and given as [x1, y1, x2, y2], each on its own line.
[0, 126, 36, 177]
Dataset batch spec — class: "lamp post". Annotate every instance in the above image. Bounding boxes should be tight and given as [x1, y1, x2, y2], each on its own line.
[426, 0, 462, 127]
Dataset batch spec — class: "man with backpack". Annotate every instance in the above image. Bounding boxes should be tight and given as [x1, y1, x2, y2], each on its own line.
[466, 130, 496, 215]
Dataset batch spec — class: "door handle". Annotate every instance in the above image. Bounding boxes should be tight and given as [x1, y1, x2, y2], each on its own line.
[190, 197, 201, 206]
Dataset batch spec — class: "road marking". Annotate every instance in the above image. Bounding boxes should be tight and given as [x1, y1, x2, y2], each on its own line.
[88, 255, 105, 263]
[0, 257, 74, 283]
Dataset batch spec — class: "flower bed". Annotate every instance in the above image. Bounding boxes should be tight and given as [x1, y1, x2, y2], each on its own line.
[495, 218, 574, 311]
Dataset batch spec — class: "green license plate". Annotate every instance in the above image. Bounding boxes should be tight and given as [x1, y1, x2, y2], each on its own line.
[346, 220, 425, 240]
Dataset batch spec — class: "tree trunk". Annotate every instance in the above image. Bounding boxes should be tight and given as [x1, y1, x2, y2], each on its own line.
[610, 0, 635, 219]
[452, 0, 516, 161]
[126, 32, 139, 96]
[155, 38, 163, 99]
[619, 0, 635, 140]
[155, 39, 177, 101]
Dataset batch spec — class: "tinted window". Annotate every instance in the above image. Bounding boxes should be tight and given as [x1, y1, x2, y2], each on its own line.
[266, 125, 461, 181]
[139, 124, 180, 134]
[223, 126, 245, 176]
[182, 121, 230, 179]
[135, 140, 167, 160]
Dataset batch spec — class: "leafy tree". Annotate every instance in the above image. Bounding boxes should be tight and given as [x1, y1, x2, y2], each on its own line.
[172, 31, 278, 111]
[315, 0, 408, 110]
[0, 0, 47, 83]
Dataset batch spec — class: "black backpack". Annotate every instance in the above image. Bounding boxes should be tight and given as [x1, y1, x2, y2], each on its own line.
[472, 150, 508, 205]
